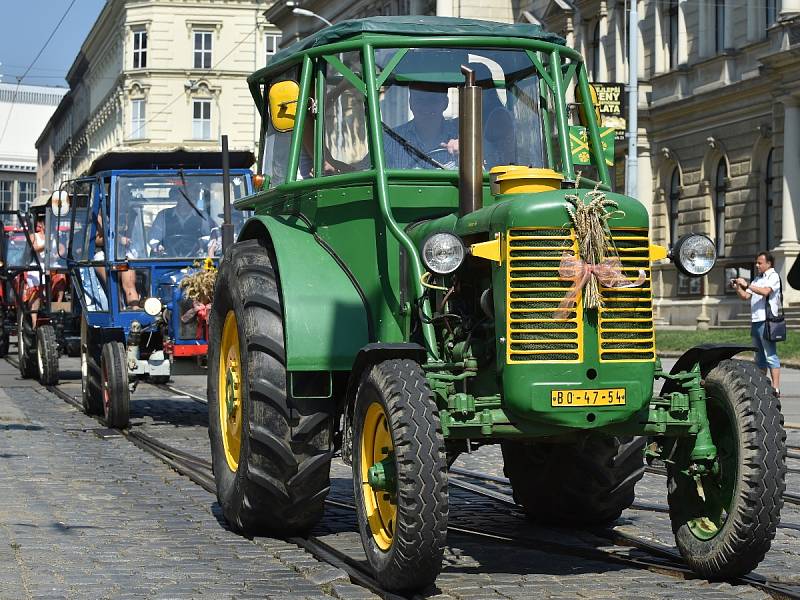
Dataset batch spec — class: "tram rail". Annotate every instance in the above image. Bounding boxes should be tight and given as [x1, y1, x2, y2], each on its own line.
[15, 364, 800, 600]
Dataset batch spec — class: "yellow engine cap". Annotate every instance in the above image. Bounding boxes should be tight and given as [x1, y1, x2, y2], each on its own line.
[489, 166, 564, 195]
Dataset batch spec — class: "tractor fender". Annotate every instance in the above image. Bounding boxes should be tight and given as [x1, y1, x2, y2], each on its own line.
[660, 343, 754, 396]
[237, 215, 370, 372]
[339, 342, 427, 465]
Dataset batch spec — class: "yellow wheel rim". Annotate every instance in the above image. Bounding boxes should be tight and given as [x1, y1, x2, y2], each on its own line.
[360, 401, 397, 551]
[219, 310, 243, 472]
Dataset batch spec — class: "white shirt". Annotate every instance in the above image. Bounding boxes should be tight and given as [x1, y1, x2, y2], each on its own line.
[748, 268, 781, 322]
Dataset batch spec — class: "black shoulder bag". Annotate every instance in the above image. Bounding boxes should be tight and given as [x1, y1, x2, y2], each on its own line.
[765, 276, 787, 342]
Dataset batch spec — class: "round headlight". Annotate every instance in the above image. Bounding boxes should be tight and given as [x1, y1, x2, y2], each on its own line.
[672, 234, 716, 277]
[143, 297, 163, 317]
[422, 233, 465, 275]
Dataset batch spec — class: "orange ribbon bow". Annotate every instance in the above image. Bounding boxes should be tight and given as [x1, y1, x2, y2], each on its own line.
[554, 252, 646, 319]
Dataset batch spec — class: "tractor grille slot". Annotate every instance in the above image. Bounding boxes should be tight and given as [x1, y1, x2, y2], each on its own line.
[506, 228, 583, 363]
[598, 228, 655, 362]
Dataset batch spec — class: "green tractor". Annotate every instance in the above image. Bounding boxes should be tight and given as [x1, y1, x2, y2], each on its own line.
[208, 16, 786, 592]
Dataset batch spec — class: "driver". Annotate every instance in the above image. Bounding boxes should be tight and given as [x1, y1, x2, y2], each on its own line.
[384, 86, 459, 170]
[148, 187, 212, 256]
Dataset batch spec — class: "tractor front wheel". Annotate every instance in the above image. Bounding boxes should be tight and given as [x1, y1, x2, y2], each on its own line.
[101, 342, 130, 429]
[352, 359, 448, 592]
[16, 311, 36, 379]
[80, 318, 102, 415]
[36, 324, 59, 386]
[502, 435, 645, 526]
[208, 239, 332, 535]
[666, 359, 785, 579]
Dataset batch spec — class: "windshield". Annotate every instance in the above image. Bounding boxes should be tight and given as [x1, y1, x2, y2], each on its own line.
[115, 174, 248, 260]
[376, 47, 546, 171]
[4, 229, 30, 269]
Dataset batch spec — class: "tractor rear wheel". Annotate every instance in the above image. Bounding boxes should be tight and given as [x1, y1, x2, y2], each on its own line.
[502, 435, 645, 526]
[16, 311, 36, 379]
[666, 359, 785, 579]
[0, 324, 9, 358]
[36, 324, 59, 386]
[208, 239, 332, 535]
[101, 342, 130, 429]
[352, 359, 448, 592]
[80, 318, 103, 415]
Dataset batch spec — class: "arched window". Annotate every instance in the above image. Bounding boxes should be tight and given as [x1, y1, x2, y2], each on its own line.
[765, 148, 775, 249]
[714, 160, 727, 257]
[590, 22, 600, 79]
[715, 0, 726, 53]
[667, 0, 679, 69]
[669, 167, 680, 244]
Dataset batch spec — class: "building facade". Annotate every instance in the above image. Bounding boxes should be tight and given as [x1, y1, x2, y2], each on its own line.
[36, 0, 282, 191]
[0, 83, 66, 212]
[273, 0, 800, 326]
[525, 0, 800, 327]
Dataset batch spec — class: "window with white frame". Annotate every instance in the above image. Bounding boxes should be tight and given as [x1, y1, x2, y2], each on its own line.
[194, 31, 213, 69]
[18, 181, 36, 212]
[131, 99, 146, 139]
[668, 167, 680, 245]
[132, 29, 147, 69]
[265, 33, 282, 61]
[590, 22, 600, 80]
[714, 160, 727, 257]
[0, 181, 13, 212]
[192, 99, 212, 139]
[667, 0, 679, 70]
[766, 0, 777, 28]
[715, 0, 726, 53]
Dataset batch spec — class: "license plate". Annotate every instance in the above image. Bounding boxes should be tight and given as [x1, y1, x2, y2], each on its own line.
[551, 388, 626, 407]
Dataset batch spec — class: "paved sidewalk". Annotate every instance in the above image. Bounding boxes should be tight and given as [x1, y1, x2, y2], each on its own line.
[0, 360, 371, 600]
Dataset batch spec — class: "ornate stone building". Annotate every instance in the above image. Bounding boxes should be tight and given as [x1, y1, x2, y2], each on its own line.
[36, 0, 282, 191]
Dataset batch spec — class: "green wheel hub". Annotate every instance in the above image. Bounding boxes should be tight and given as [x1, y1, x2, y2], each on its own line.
[367, 454, 397, 493]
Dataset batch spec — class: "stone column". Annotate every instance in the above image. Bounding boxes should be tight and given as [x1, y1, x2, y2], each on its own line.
[678, 0, 689, 65]
[780, 0, 800, 18]
[774, 97, 800, 302]
[598, 1, 609, 81]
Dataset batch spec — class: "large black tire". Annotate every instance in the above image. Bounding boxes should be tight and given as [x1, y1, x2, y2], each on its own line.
[502, 435, 645, 526]
[101, 342, 130, 429]
[16, 311, 36, 379]
[208, 239, 332, 535]
[666, 359, 785, 579]
[36, 324, 59, 386]
[352, 359, 448, 592]
[80, 318, 103, 415]
[149, 375, 170, 385]
[0, 328, 9, 357]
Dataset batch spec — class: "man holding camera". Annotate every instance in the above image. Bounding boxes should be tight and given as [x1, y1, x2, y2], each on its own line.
[731, 251, 782, 396]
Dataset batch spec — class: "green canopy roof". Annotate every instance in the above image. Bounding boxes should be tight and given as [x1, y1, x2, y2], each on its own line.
[253, 16, 564, 81]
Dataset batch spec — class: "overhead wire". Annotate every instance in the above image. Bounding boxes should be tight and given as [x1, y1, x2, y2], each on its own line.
[0, 0, 78, 144]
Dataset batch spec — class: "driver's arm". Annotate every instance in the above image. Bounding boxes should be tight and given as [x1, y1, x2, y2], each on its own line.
[148, 211, 167, 253]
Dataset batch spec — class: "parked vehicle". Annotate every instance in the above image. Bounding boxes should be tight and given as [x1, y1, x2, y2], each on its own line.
[207, 17, 786, 592]
[0, 211, 35, 357]
[64, 151, 254, 427]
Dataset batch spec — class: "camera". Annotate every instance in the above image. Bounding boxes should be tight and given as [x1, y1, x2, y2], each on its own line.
[729, 278, 738, 288]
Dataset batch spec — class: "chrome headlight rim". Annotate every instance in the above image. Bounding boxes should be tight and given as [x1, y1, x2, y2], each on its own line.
[143, 296, 164, 317]
[421, 232, 466, 275]
[671, 233, 717, 277]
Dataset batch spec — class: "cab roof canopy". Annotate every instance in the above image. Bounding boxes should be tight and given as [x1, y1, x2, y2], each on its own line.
[249, 15, 565, 84]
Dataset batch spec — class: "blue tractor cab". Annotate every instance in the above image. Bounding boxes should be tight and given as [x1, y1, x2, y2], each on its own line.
[64, 151, 254, 427]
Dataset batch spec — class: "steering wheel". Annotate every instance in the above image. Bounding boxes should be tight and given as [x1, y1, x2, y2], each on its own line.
[158, 234, 203, 257]
[427, 147, 458, 170]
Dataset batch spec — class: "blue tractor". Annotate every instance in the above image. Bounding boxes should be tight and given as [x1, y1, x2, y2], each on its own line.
[62, 151, 254, 427]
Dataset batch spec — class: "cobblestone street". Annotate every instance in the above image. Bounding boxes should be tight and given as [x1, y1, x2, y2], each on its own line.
[0, 356, 798, 599]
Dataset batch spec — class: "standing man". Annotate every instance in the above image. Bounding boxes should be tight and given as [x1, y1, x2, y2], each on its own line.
[731, 251, 782, 396]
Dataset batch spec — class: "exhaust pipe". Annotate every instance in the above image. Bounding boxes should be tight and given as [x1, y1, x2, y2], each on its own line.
[459, 65, 483, 216]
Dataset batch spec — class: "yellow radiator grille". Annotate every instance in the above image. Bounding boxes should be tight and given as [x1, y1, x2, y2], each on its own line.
[506, 228, 583, 363]
[598, 228, 655, 362]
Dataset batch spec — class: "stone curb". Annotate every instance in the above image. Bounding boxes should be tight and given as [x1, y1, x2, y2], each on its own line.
[657, 351, 800, 370]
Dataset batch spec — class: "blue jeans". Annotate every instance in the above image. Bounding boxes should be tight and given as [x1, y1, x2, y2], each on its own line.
[751, 321, 780, 369]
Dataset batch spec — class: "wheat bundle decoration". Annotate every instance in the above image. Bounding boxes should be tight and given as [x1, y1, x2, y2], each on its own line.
[556, 184, 646, 319]
[180, 258, 217, 306]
